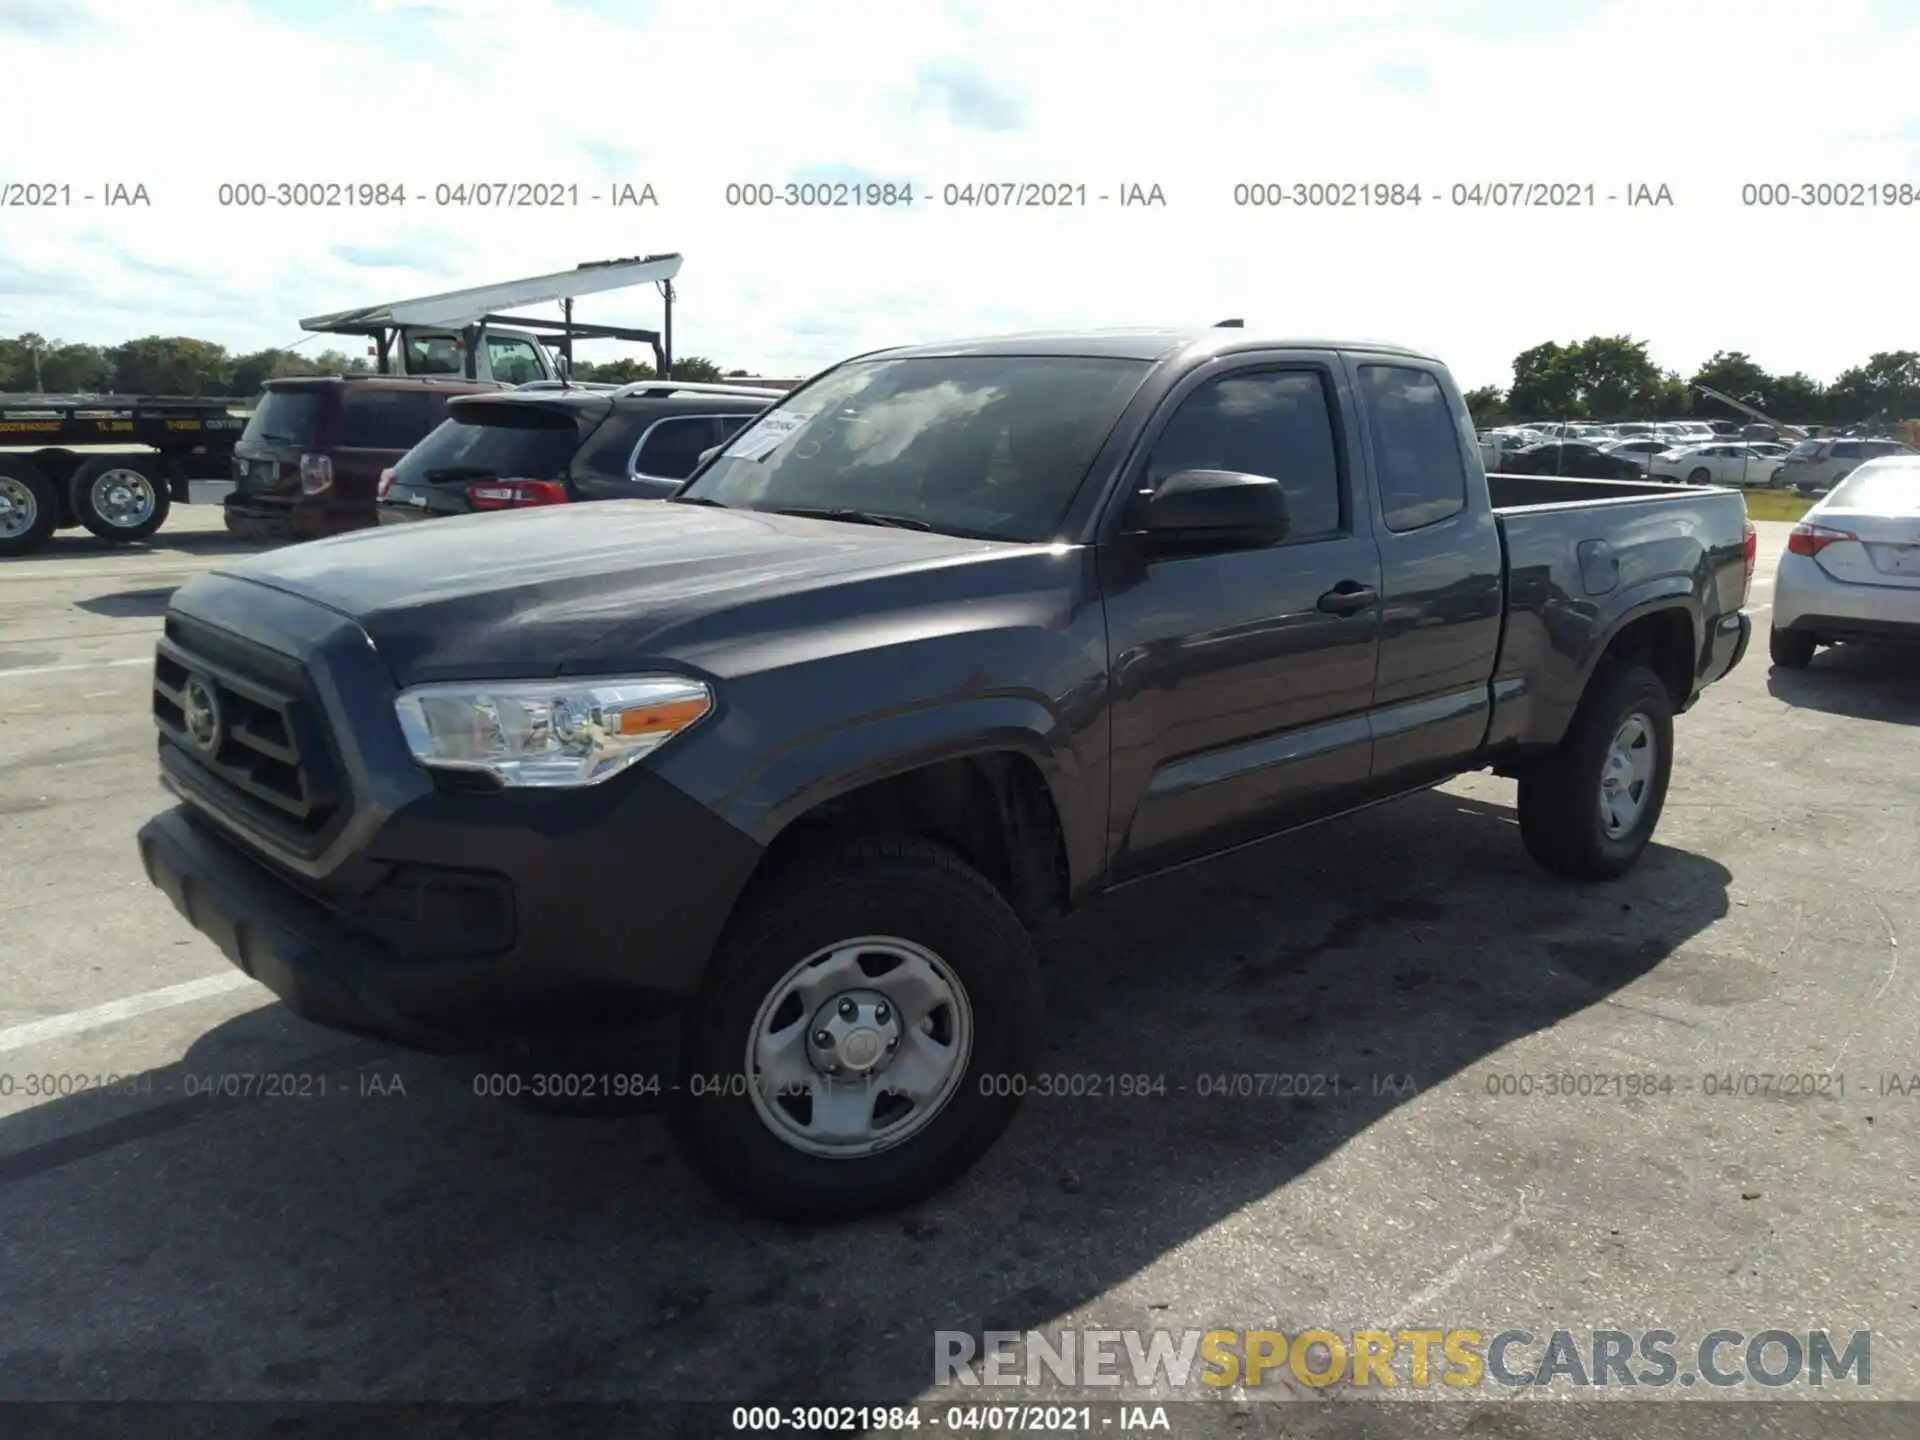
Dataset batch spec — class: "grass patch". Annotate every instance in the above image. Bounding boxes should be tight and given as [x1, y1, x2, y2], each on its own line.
[1741, 490, 1813, 523]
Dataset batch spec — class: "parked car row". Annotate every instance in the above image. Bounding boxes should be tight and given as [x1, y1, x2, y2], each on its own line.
[224, 375, 782, 538]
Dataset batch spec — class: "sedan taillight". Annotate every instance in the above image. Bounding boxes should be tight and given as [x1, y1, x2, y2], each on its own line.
[1786, 523, 1858, 558]
[467, 479, 569, 510]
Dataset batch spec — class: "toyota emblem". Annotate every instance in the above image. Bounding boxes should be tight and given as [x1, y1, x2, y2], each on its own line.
[181, 674, 223, 754]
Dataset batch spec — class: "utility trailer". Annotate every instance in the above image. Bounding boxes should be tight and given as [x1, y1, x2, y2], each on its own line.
[0, 393, 249, 556]
[298, 253, 685, 387]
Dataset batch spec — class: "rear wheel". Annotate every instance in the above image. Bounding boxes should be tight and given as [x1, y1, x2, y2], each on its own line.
[1518, 663, 1675, 881]
[671, 836, 1042, 1220]
[69, 456, 170, 543]
[1769, 625, 1816, 670]
[0, 459, 59, 557]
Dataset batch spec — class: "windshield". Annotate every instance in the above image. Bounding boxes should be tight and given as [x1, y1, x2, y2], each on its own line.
[241, 389, 321, 447]
[391, 405, 589, 484]
[1824, 462, 1920, 514]
[677, 354, 1153, 542]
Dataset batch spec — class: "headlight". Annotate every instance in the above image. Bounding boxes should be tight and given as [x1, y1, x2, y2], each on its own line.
[393, 676, 713, 788]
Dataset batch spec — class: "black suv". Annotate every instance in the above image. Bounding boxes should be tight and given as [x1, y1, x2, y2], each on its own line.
[375, 380, 778, 522]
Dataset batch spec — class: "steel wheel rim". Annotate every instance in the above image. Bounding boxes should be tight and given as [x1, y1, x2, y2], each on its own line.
[91, 469, 157, 529]
[1599, 712, 1656, 839]
[0, 477, 36, 539]
[745, 935, 974, 1160]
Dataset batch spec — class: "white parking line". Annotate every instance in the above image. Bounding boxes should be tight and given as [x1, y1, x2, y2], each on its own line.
[0, 656, 151, 680]
[0, 972, 256, 1056]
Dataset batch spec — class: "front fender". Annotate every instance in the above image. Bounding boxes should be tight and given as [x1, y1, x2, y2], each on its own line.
[713, 694, 1103, 897]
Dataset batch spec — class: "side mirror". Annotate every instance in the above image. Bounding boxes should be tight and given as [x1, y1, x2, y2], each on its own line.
[1138, 469, 1291, 550]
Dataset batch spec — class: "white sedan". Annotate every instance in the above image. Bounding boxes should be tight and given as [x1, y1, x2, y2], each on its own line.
[1650, 443, 1782, 487]
[1770, 456, 1920, 668]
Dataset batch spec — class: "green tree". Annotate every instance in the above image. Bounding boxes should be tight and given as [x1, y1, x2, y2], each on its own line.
[669, 355, 723, 382]
[1688, 350, 1773, 414]
[107, 336, 234, 396]
[1461, 384, 1507, 425]
[1764, 372, 1826, 425]
[1507, 336, 1681, 420]
[573, 356, 655, 384]
[1826, 351, 1920, 423]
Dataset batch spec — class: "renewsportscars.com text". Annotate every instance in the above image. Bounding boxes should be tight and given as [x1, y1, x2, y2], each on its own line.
[937, 1327, 1873, 1390]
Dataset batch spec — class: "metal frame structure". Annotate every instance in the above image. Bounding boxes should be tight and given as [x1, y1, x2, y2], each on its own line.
[299, 254, 684, 381]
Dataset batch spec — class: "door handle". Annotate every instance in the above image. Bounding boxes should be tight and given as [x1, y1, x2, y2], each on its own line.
[1317, 583, 1378, 616]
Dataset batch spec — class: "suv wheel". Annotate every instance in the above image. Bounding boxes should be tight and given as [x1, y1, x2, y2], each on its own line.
[1518, 663, 1675, 881]
[671, 837, 1041, 1220]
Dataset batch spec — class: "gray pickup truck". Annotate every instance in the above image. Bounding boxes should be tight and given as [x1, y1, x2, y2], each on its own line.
[136, 328, 1755, 1218]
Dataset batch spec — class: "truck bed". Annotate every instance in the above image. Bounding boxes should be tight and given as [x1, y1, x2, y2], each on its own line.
[1481, 470, 1752, 753]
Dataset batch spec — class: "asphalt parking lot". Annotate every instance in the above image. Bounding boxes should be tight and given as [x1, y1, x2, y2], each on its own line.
[0, 508, 1915, 1431]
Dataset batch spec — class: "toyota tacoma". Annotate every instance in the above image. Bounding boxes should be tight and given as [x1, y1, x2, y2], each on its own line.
[136, 328, 1755, 1218]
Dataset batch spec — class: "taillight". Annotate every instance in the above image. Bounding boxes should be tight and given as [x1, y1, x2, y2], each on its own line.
[467, 479, 569, 510]
[1786, 522, 1858, 558]
[376, 467, 396, 499]
[1740, 518, 1757, 605]
[299, 453, 333, 494]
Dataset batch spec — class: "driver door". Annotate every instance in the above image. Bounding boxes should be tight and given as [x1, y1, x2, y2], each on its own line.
[1100, 356, 1383, 881]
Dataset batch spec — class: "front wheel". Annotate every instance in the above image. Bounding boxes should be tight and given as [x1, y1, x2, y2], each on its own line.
[1518, 663, 1675, 881]
[671, 837, 1042, 1220]
[69, 456, 170, 543]
[1687, 467, 1712, 486]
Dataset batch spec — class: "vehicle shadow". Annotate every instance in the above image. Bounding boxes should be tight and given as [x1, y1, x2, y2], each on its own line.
[0, 789, 1732, 1410]
[1766, 644, 1920, 726]
[71, 587, 177, 618]
[30, 530, 268, 559]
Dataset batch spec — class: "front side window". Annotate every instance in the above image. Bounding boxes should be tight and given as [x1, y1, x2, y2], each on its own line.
[1144, 369, 1343, 542]
[1358, 365, 1470, 532]
[486, 337, 545, 385]
[681, 354, 1150, 542]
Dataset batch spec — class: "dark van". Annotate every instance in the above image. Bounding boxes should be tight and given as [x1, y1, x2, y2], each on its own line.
[225, 375, 499, 541]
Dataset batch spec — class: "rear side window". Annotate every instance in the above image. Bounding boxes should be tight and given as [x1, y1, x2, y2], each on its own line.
[241, 389, 321, 447]
[634, 416, 726, 481]
[391, 405, 583, 482]
[1831, 441, 1861, 458]
[1358, 365, 1469, 532]
[339, 389, 446, 449]
[1145, 369, 1343, 542]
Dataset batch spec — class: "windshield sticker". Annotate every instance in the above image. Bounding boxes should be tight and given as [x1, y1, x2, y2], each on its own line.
[724, 409, 814, 460]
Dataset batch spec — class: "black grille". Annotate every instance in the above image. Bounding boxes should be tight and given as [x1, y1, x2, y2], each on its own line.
[153, 616, 345, 847]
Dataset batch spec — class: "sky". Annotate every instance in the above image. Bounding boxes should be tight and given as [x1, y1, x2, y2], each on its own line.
[0, 0, 1916, 391]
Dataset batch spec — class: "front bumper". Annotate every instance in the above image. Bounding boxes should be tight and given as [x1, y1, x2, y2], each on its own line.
[137, 576, 766, 1058]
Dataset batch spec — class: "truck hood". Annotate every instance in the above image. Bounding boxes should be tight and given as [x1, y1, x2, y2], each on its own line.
[205, 500, 1017, 684]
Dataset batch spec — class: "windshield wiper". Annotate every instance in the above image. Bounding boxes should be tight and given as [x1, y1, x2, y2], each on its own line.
[672, 494, 731, 508]
[257, 432, 296, 443]
[765, 506, 936, 532]
[422, 465, 498, 482]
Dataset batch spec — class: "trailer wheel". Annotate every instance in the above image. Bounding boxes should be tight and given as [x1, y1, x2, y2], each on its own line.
[0, 458, 59, 557]
[69, 456, 170, 544]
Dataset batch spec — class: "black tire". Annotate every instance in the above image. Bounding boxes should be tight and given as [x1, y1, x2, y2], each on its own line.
[1687, 467, 1712, 486]
[1769, 625, 1816, 670]
[1518, 663, 1675, 882]
[670, 836, 1042, 1221]
[0, 458, 59, 557]
[69, 455, 171, 543]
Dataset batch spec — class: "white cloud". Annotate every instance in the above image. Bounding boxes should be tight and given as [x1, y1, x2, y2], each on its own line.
[0, 0, 1913, 389]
